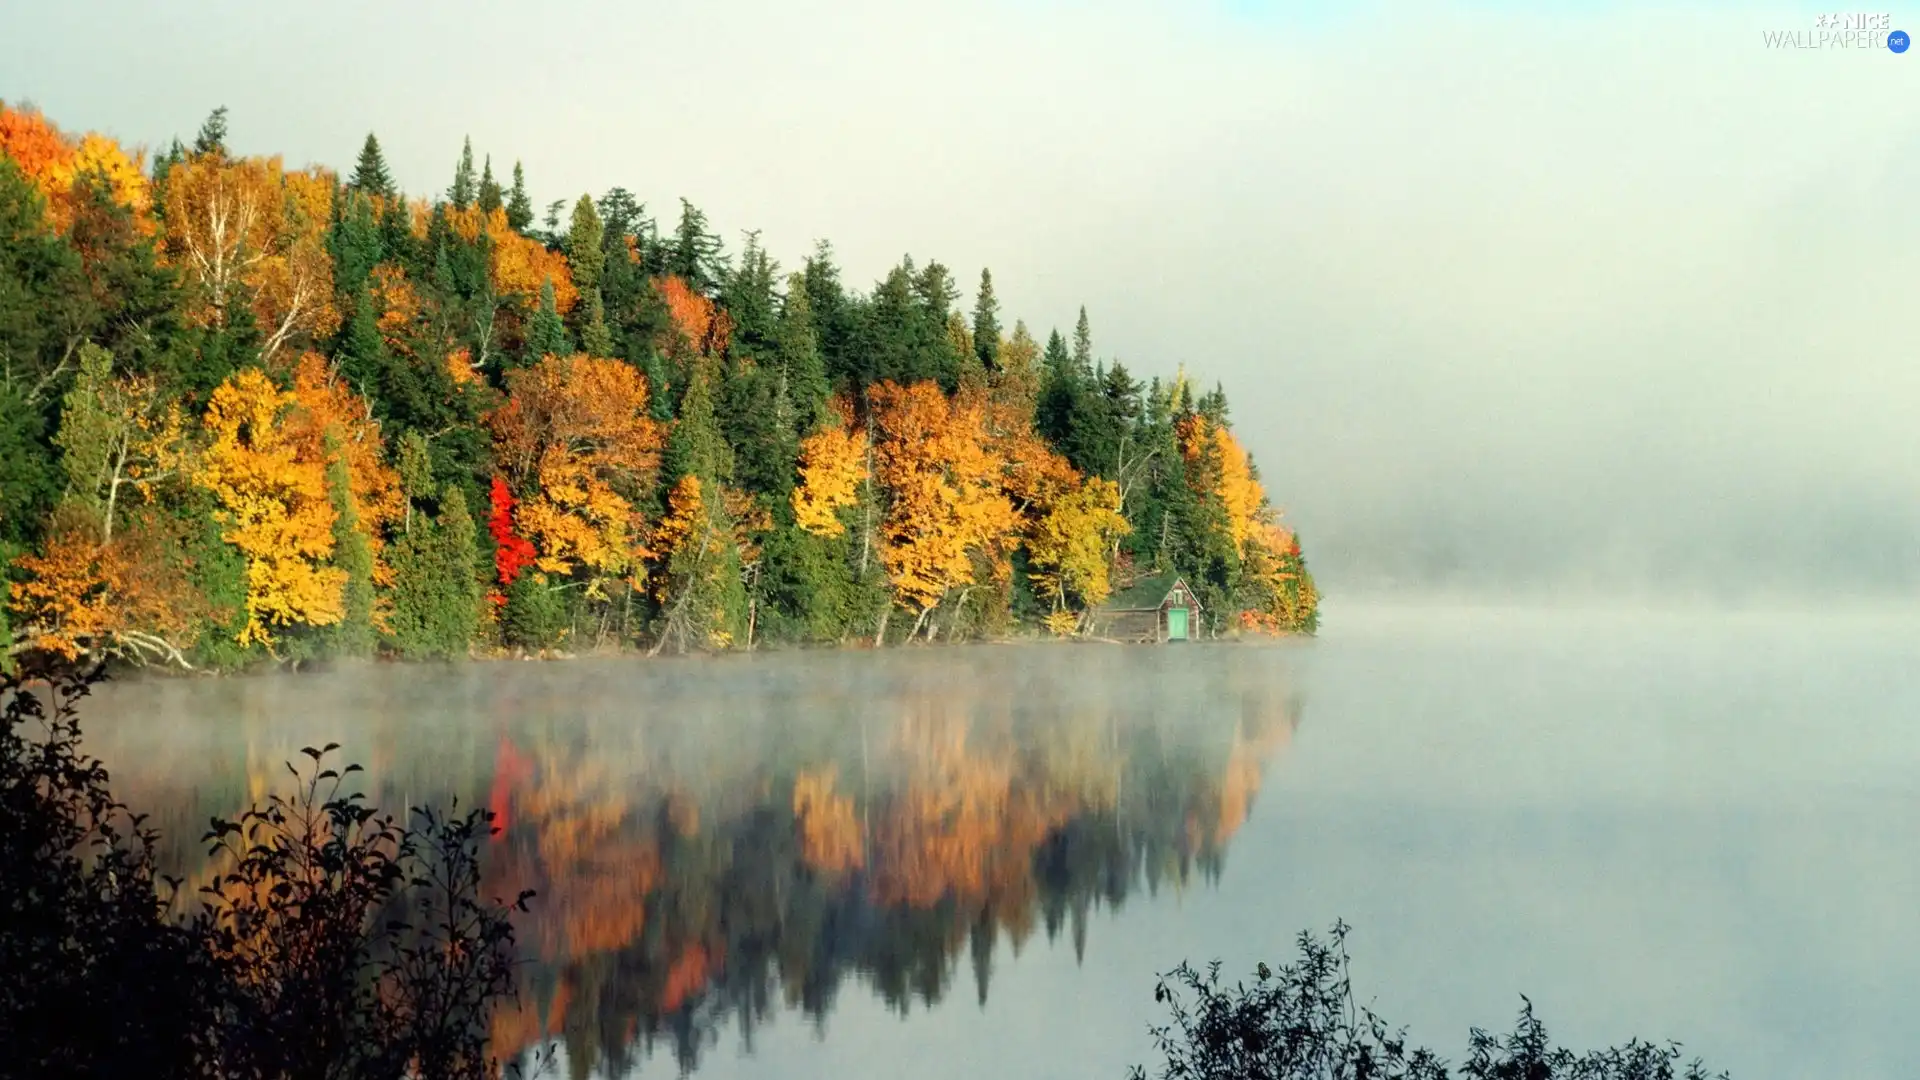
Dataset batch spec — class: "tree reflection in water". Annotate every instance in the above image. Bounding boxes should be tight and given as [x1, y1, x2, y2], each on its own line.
[92, 646, 1306, 1077]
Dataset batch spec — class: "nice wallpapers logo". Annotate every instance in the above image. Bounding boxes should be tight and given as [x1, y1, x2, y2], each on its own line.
[1762, 12, 1910, 50]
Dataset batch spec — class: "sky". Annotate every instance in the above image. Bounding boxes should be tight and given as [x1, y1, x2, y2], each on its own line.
[4, 0, 1917, 603]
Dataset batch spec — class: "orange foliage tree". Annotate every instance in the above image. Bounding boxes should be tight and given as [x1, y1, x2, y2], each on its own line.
[656, 274, 731, 359]
[7, 504, 198, 667]
[487, 354, 662, 589]
[0, 104, 150, 233]
[287, 352, 404, 581]
[867, 381, 1018, 639]
[160, 153, 339, 361]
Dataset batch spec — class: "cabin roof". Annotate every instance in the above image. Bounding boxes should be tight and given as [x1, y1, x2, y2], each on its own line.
[1103, 573, 1200, 612]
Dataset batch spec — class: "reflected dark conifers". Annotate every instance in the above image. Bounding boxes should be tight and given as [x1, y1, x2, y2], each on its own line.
[88, 644, 1303, 1078]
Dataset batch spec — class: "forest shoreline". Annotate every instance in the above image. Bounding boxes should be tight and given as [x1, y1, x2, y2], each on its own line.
[77, 625, 1316, 680]
[3, 102, 1319, 676]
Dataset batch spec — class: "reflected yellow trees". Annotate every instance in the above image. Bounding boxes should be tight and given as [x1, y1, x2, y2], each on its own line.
[80, 649, 1305, 1077]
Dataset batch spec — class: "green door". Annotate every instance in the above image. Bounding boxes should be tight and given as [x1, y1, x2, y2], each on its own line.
[1166, 605, 1189, 642]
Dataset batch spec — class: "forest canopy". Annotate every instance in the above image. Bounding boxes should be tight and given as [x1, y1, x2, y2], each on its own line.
[0, 103, 1318, 669]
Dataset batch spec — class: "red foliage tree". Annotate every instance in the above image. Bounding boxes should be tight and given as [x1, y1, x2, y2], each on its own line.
[488, 475, 537, 604]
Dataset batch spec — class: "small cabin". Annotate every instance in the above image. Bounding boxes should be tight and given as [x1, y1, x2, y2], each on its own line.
[1094, 574, 1203, 643]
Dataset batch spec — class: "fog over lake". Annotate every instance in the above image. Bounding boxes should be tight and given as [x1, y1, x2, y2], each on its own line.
[86, 602, 1920, 1080]
[8, 3, 1915, 1074]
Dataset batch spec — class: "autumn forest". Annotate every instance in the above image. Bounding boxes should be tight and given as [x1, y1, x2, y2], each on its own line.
[0, 102, 1318, 670]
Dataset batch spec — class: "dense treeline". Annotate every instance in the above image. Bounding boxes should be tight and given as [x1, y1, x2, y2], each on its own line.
[0, 103, 1318, 670]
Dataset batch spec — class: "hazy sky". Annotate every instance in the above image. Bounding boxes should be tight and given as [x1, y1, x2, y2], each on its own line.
[5, 1, 1916, 601]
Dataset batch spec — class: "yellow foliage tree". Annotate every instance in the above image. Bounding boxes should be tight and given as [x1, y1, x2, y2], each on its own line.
[793, 766, 864, 876]
[1026, 476, 1131, 621]
[445, 204, 578, 314]
[791, 421, 867, 537]
[195, 368, 344, 648]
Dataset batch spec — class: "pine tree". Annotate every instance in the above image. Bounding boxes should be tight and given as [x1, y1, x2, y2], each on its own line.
[449, 136, 476, 210]
[1044, 328, 1070, 379]
[911, 261, 963, 389]
[349, 133, 395, 199]
[579, 292, 613, 357]
[1073, 305, 1093, 373]
[477, 155, 502, 214]
[669, 198, 724, 291]
[524, 278, 569, 363]
[329, 192, 382, 296]
[505, 161, 534, 232]
[192, 106, 229, 158]
[322, 439, 376, 659]
[779, 272, 829, 431]
[720, 231, 779, 357]
[386, 485, 481, 660]
[566, 194, 605, 293]
[803, 242, 855, 391]
[972, 268, 1001, 372]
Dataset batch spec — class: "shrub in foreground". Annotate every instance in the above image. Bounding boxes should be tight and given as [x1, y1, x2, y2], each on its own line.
[1132, 922, 1728, 1080]
[0, 661, 535, 1080]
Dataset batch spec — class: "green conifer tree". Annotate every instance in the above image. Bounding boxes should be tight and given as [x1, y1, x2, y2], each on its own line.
[477, 156, 502, 214]
[348, 133, 395, 199]
[505, 161, 534, 232]
[1073, 305, 1093, 373]
[1044, 328, 1070, 378]
[579, 292, 613, 358]
[972, 268, 1001, 372]
[449, 136, 476, 210]
[669, 198, 724, 291]
[778, 273, 829, 430]
[386, 485, 481, 659]
[524, 279, 569, 363]
[566, 194, 605, 292]
[192, 106, 229, 158]
[323, 437, 376, 659]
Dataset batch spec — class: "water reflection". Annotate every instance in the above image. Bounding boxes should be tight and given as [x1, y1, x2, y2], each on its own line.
[88, 645, 1304, 1078]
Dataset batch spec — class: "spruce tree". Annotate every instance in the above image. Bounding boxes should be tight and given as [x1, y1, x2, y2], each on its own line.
[972, 268, 1001, 372]
[329, 192, 382, 296]
[803, 242, 854, 390]
[524, 278, 569, 362]
[477, 155, 502, 214]
[566, 194, 605, 293]
[579, 293, 613, 357]
[387, 485, 481, 660]
[505, 161, 534, 232]
[1073, 305, 1093, 373]
[349, 133, 395, 199]
[323, 439, 376, 658]
[1044, 328, 1070, 379]
[778, 272, 829, 430]
[449, 136, 476, 210]
[540, 199, 566, 245]
[720, 231, 779, 357]
[669, 198, 724, 291]
[192, 106, 229, 158]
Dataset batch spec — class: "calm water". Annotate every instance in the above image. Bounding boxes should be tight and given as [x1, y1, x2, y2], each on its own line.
[85, 603, 1920, 1079]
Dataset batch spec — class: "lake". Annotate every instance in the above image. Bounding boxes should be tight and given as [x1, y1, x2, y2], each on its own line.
[83, 602, 1920, 1079]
